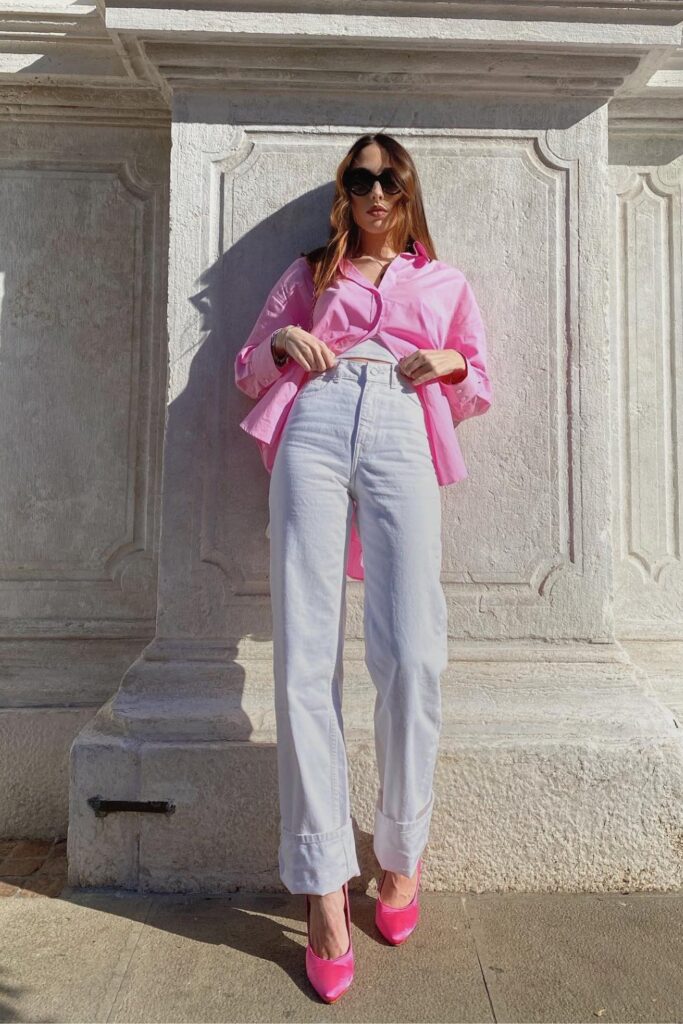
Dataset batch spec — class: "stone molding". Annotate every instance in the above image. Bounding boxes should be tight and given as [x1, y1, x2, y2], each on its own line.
[608, 155, 683, 637]
[0, 2, 681, 113]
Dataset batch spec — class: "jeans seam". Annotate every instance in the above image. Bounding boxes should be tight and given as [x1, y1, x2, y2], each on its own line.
[329, 698, 339, 832]
[375, 791, 435, 835]
[280, 821, 352, 843]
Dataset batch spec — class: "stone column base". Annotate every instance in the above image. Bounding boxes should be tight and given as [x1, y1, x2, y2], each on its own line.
[68, 642, 683, 893]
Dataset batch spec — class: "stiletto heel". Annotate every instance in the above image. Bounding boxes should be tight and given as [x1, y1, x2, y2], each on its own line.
[305, 881, 354, 1002]
[375, 858, 422, 945]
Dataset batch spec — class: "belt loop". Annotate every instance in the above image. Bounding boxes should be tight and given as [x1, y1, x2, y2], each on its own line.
[390, 363, 397, 388]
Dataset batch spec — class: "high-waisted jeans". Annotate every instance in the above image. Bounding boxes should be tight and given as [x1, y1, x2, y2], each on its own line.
[268, 358, 449, 895]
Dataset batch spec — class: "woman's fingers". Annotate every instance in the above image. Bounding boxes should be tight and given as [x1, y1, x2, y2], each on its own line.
[287, 328, 337, 372]
[306, 334, 336, 371]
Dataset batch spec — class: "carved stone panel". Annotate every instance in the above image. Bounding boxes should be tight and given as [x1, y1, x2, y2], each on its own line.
[162, 110, 613, 643]
[0, 126, 169, 639]
[609, 159, 683, 638]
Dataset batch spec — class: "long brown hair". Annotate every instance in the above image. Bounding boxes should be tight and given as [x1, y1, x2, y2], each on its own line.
[301, 133, 437, 301]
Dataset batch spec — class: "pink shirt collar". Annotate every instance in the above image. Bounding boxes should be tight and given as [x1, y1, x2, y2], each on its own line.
[405, 239, 430, 263]
[339, 239, 431, 292]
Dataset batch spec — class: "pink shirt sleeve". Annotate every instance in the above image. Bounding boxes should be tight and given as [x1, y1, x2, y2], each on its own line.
[440, 275, 492, 424]
[234, 256, 315, 401]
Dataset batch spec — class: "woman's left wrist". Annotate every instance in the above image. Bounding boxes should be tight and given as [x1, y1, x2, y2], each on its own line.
[270, 328, 290, 368]
[443, 353, 468, 385]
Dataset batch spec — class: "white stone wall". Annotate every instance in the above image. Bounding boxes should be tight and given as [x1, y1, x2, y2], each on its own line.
[0, 116, 170, 834]
[0, 5, 681, 889]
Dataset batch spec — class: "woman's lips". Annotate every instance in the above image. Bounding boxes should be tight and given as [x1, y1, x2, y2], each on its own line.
[369, 209, 387, 216]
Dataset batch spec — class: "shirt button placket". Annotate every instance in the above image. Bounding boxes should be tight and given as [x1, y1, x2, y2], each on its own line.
[356, 286, 383, 346]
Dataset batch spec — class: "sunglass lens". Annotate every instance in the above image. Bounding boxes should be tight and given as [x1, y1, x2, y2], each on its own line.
[344, 169, 373, 195]
[379, 171, 401, 194]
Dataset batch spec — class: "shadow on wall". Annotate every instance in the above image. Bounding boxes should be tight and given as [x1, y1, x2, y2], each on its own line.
[177, 184, 335, 637]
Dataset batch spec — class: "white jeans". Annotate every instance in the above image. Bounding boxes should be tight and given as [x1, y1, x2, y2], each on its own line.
[268, 358, 448, 895]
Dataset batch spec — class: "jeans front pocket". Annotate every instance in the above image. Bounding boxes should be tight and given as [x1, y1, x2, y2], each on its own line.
[298, 371, 335, 398]
[400, 383, 422, 407]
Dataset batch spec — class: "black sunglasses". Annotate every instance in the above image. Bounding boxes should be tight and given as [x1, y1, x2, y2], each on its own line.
[342, 167, 403, 196]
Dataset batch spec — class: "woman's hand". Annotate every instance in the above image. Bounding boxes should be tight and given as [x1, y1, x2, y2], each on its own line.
[275, 326, 338, 372]
[398, 349, 467, 385]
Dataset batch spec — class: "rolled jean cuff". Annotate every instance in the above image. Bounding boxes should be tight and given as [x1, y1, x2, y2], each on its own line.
[279, 818, 361, 895]
[373, 791, 435, 876]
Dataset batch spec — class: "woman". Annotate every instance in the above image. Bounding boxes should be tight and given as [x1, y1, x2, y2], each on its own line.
[234, 132, 492, 1002]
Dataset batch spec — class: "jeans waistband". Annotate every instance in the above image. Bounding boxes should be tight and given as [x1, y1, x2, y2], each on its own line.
[313, 358, 401, 388]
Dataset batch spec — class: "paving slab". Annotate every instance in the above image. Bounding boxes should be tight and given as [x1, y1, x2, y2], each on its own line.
[0, 889, 152, 1023]
[466, 891, 683, 1024]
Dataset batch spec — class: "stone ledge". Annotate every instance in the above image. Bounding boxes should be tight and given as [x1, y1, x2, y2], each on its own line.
[67, 659, 683, 891]
[86, 644, 673, 742]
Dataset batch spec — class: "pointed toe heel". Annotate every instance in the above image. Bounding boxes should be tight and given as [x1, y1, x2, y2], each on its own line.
[305, 881, 354, 1003]
[375, 858, 422, 945]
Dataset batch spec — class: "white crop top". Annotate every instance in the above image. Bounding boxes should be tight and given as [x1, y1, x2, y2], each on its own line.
[337, 336, 398, 363]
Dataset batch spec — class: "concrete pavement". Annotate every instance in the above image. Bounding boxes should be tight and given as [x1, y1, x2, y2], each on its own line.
[1, 873, 683, 1022]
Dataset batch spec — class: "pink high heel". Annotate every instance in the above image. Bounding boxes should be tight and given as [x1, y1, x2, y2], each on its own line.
[375, 858, 422, 945]
[305, 881, 354, 1003]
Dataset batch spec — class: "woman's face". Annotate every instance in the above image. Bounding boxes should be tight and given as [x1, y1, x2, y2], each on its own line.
[347, 143, 402, 243]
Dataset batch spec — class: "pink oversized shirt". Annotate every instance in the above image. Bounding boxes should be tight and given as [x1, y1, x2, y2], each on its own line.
[234, 240, 492, 580]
